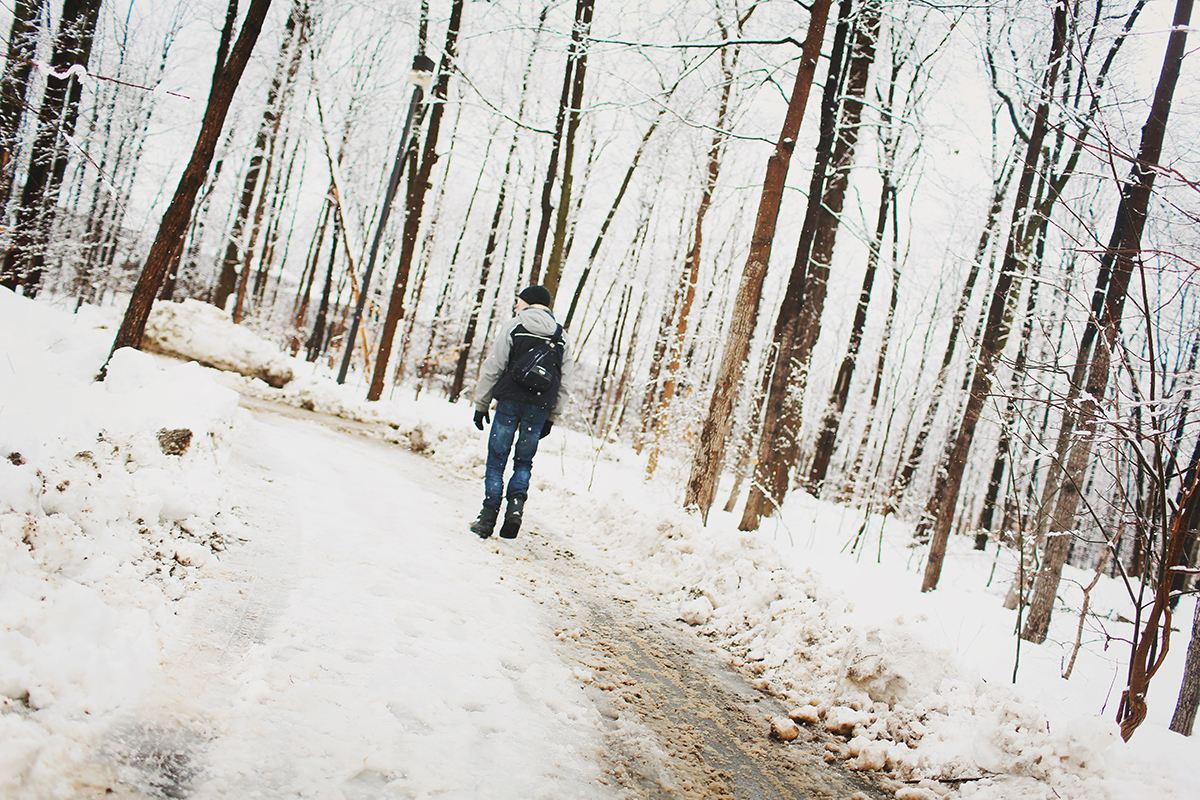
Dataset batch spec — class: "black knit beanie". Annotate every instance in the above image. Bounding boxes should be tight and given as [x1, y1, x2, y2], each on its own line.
[518, 285, 552, 308]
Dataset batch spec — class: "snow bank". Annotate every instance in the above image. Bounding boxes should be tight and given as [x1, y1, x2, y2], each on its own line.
[142, 299, 294, 388]
[529, 475, 1197, 798]
[0, 289, 240, 788]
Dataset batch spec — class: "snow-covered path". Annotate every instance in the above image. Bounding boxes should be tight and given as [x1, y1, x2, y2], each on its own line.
[114, 406, 618, 799]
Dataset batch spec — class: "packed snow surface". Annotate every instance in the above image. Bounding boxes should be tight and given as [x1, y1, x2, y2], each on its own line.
[2, 287, 1198, 799]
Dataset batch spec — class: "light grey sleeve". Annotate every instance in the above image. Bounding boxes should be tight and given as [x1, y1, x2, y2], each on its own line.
[474, 319, 516, 411]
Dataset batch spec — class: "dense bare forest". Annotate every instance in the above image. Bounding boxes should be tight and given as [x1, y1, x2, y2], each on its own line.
[1, 0, 1197, 738]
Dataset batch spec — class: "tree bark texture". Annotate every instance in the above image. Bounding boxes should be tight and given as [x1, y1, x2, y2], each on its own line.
[105, 0, 275, 363]
[367, 0, 464, 402]
[683, 0, 831, 520]
[543, 0, 594, 301]
[1172, 595, 1200, 736]
[1, 0, 102, 295]
[0, 0, 41, 210]
[738, 0, 855, 530]
[213, 0, 303, 313]
[529, 0, 591, 290]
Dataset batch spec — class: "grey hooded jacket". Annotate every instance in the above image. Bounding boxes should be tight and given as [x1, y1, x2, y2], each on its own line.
[474, 305, 575, 422]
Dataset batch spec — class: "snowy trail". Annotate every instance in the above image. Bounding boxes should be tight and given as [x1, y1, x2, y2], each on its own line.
[80, 397, 892, 799]
[102, 405, 620, 799]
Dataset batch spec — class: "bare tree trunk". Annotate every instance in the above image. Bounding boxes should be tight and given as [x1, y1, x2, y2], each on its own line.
[683, 0, 831, 520]
[842, 189, 900, 502]
[1, 0, 103, 295]
[214, 0, 304, 314]
[609, 289, 648, 436]
[367, 0, 465, 402]
[737, 0, 854, 529]
[307, 215, 339, 362]
[592, 286, 630, 427]
[543, 0, 594, 300]
[917, 0, 1068, 592]
[806, 126, 889, 493]
[104, 0, 275, 366]
[977, 227, 1045, 549]
[0, 0, 41, 210]
[1172, 591, 1200, 736]
[1121, 464, 1200, 740]
[529, 0, 591, 288]
[1024, 0, 1192, 641]
[294, 195, 332, 330]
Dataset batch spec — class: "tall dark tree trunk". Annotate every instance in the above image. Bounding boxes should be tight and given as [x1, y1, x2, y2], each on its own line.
[529, 0, 592, 289]
[683, 0, 831, 520]
[213, 0, 304, 314]
[104, 0, 275, 366]
[1172, 595, 1200, 736]
[1, 0, 102, 295]
[239, 2, 307, 319]
[543, 0, 594, 300]
[0, 0, 42, 210]
[294, 195, 332, 331]
[738, 0, 854, 529]
[367, 0, 465, 402]
[806, 147, 889, 491]
[840, 195, 898, 503]
[977, 227, 1045, 549]
[307, 214, 339, 363]
[917, 0, 1069, 593]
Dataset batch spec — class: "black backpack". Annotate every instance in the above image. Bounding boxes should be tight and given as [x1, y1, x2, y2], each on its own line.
[509, 325, 564, 394]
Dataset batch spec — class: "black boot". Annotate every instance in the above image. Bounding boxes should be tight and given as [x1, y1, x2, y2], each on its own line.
[470, 505, 500, 538]
[499, 495, 525, 539]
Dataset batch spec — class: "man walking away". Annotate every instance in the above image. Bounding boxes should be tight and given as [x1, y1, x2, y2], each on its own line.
[470, 285, 574, 539]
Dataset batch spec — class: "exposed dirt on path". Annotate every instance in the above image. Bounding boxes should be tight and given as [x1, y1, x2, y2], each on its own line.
[236, 392, 894, 799]
[506, 523, 892, 800]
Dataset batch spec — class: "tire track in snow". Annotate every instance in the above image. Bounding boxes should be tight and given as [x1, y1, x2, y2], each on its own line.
[504, 528, 893, 800]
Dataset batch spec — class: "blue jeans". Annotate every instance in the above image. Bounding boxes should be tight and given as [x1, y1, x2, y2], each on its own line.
[484, 399, 549, 508]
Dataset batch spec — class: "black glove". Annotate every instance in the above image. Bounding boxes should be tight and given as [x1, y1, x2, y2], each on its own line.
[474, 409, 490, 430]
[540, 419, 553, 439]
